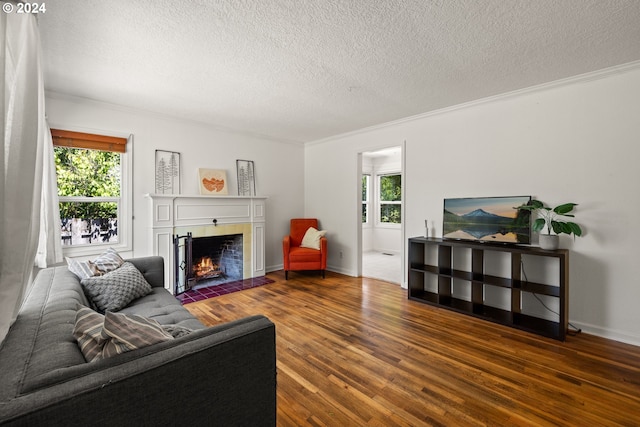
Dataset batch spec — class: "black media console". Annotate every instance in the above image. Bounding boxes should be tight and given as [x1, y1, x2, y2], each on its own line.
[408, 237, 569, 341]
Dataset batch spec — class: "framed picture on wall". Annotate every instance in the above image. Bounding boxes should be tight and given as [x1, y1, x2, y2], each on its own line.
[155, 150, 181, 194]
[236, 159, 256, 196]
[198, 168, 228, 195]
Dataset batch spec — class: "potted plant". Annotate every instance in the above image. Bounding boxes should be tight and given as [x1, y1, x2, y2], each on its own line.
[517, 200, 583, 250]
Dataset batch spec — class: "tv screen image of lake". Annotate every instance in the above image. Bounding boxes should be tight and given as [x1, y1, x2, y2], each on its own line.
[443, 196, 531, 244]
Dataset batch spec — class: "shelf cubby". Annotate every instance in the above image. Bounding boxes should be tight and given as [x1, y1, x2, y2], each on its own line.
[408, 237, 569, 341]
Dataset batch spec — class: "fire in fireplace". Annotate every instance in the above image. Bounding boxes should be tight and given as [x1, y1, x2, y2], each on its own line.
[193, 256, 222, 280]
[173, 232, 244, 294]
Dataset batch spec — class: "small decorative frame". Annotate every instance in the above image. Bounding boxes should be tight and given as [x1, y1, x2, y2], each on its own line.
[155, 150, 181, 194]
[198, 168, 228, 195]
[236, 159, 256, 196]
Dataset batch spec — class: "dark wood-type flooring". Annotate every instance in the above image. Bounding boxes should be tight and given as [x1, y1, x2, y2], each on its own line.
[185, 271, 640, 426]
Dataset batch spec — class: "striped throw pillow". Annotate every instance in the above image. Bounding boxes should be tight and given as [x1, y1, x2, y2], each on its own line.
[73, 306, 107, 362]
[93, 247, 124, 273]
[73, 307, 174, 362]
[66, 257, 102, 280]
[101, 311, 173, 358]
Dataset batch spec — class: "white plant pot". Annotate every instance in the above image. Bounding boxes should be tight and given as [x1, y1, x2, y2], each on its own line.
[539, 234, 559, 250]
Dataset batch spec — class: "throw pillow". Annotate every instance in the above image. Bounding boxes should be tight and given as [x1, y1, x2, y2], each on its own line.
[300, 226, 327, 250]
[81, 262, 153, 313]
[66, 257, 102, 280]
[93, 247, 124, 273]
[73, 307, 174, 362]
[73, 306, 107, 362]
[101, 311, 173, 358]
[162, 324, 194, 339]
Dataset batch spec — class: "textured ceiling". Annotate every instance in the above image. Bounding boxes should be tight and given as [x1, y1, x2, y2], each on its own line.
[38, 0, 640, 143]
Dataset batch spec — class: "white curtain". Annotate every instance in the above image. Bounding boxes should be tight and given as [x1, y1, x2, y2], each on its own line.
[35, 120, 63, 268]
[1, 11, 56, 344]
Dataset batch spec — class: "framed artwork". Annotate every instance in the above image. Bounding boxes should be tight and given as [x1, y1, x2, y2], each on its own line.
[236, 159, 256, 196]
[155, 150, 181, 194]
[198, 169, 228, 195]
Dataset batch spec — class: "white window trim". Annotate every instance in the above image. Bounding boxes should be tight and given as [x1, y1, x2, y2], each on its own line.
[60, 135, 133, 257]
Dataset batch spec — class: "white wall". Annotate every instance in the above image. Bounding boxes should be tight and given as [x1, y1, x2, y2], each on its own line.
[305, 64, 640, 346]
[46, 94, 304, 272]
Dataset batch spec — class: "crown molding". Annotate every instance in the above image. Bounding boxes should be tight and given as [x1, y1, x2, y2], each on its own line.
[307, 60, 640, 146]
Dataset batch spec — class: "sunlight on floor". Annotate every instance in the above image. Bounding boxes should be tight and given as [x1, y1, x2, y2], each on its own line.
[362, 251, 401, 284]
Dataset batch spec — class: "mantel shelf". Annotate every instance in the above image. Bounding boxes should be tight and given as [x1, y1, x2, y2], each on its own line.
[146, 193, 267, 200]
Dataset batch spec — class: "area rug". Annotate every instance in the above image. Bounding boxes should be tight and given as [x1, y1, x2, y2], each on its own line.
[176, 276, 275, 305]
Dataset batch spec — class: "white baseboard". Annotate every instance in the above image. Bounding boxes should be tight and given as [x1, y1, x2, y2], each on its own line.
[570, 321, 640, 347]
[326, 264, 356, 277]
[266, 264, 283, 273]
[266, 264, 355, 276]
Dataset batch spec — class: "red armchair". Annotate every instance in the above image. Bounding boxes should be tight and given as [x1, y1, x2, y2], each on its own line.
[283, 218, 327, 279]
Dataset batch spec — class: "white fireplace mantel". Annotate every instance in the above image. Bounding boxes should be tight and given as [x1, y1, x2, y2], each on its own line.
[146, 194, 266, 293]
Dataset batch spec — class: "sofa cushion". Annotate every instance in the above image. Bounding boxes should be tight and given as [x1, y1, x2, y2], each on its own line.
[81, 262, 153, 313]
[0, 267, 91, 396]
[119, 288, 205, 330]
[288, 246, 322, 263]
[162, 324, 194, 338]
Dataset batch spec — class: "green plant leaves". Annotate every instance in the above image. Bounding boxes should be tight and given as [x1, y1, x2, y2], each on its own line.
[532, 218, 546, 233]
[553, 203, 578, 215]
[55, 147, 120, 219]
[567, 222, 583, 237]
[551, 221, 583, 238]
[530, 199, 544, 209]
[516, 199, 583, 238]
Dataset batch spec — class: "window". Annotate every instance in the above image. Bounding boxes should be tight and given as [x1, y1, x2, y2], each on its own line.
[52, 129, 132, 255]
[379, 173, 401, 224]
[362, 174, 370, 223]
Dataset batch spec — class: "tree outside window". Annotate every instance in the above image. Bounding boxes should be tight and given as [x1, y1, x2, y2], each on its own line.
[55, 147, 121, 246]
[362, 174, 370, 223]
[379, 173, 401, 224]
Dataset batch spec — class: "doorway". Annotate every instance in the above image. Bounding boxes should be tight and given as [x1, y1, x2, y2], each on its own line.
[360, 145, 404, 285]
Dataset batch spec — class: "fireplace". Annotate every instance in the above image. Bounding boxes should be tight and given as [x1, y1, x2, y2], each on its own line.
[146, 194, 266, 294]
[174, 233, 244, 294]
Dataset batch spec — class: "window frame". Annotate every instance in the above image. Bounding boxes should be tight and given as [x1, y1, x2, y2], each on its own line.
[362, 173, 370, 225]
[52, 128, 133, 257]
[377, 172, 402, 228]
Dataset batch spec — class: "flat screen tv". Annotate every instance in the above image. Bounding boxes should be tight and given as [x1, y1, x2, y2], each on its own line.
[443, 196, 532, 244]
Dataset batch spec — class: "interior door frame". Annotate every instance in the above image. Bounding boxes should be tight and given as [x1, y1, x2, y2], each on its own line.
[356, 141, 406, 287]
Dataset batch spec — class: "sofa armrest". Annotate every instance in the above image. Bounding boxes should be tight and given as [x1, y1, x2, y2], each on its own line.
[0, 315, 276, 426]
[320, 236, 328, 269]
[127, 256, 165, 288]
[282, 236, 291, 270]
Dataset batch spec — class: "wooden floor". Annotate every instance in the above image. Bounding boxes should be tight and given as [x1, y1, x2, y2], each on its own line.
[185, 271, 640, 426]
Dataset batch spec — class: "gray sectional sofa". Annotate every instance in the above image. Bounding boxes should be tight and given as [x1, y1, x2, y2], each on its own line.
[0, 256, 276, 426]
